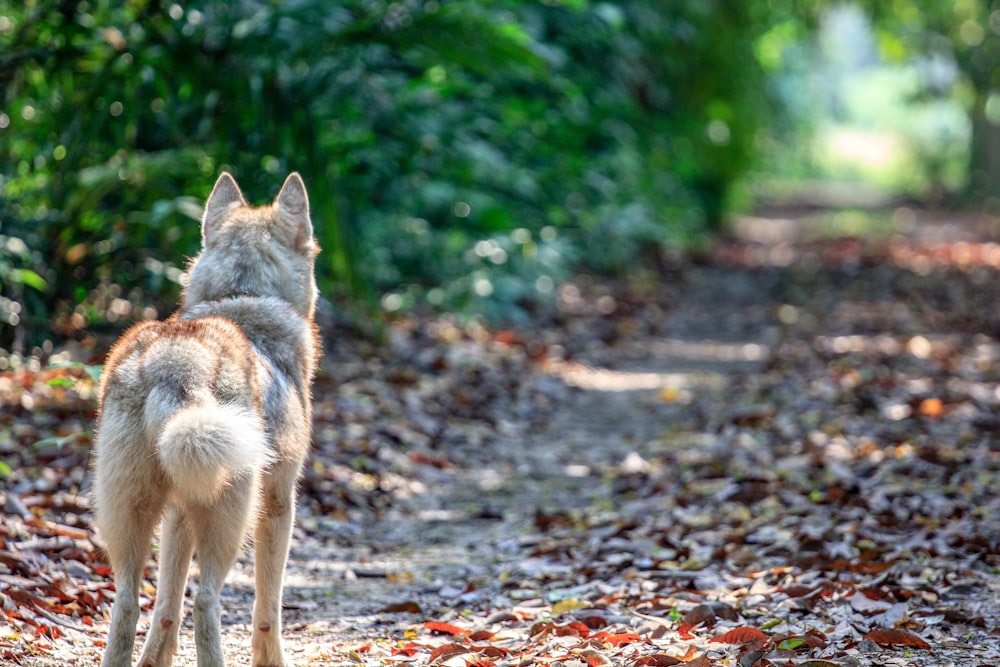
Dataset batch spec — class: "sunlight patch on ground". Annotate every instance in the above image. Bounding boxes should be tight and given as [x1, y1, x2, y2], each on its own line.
[646, 338, 769, 363]
[547, 339, 767, 394]
[555, 366, 700, 392]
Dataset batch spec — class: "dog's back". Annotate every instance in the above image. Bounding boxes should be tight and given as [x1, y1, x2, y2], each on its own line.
[96, 316, 268, 510]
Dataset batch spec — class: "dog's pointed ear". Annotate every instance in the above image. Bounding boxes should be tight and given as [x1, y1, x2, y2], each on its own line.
[202, 172, 246, 247]
[274, 172, 314, 253]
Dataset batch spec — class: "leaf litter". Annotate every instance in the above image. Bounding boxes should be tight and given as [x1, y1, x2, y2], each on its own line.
[3, 210, 1000, 665]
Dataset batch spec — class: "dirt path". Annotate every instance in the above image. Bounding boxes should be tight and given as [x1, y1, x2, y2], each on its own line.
[9, 210, 1000, 666]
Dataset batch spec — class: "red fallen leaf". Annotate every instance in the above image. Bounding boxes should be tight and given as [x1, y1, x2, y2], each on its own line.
[709, 626, 768, 645]
[632, 654, 681, 666]
[35, 624, 61, 640]
[494, 330, 521, 346]
[531, 621, 589, 638]
[593, 631, 642, 647]
[425, 621, 467, 637]
[429, 643, 469, 663]
[465, 661, 495, 667]
[468, 630, 494, 641]
[559, 621, 591, 638]
[677, 621, 695, 640]
[576, 614, 609, 629]
[480, 646, 509, 658]
[863, 628, 931, 650]
[392, 642, 424, 657]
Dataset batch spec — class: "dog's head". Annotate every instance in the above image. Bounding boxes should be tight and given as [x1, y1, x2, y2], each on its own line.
[183, 172, 320, 319]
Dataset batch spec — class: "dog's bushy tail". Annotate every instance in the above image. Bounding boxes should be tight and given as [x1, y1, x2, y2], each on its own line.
[156, 400, 268, 505]
[139, 339, 269, 506]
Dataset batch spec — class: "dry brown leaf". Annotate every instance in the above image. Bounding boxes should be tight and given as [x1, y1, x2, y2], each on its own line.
[863, 628, 931, 649]
[708, 626, 768, 645]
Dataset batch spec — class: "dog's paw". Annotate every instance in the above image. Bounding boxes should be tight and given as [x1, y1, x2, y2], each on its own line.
[252, 645, 292, 667]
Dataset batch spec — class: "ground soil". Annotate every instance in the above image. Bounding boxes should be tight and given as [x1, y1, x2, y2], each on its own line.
[7, 209, 1000, 666]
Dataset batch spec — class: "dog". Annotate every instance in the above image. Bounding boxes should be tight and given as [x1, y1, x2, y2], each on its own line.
[93, 172, 320, 667]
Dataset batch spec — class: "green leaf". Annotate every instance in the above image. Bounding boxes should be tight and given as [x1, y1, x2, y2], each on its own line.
[49, 361, 104, 383]
[777, 637, 807, 650]
[0, 460, 12, 479]
[32, 434, 82, 450]
[11, 268, 46, 291]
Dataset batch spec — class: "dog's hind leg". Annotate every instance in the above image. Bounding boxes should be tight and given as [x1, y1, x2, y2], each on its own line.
[99, 501, 163, 667]
[137, 506, 195, 667]
[190, 474, 259, 667]
[96, 415, 166, 667]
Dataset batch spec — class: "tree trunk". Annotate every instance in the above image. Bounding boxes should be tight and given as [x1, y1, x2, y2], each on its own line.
[969, 96, 1000, 203]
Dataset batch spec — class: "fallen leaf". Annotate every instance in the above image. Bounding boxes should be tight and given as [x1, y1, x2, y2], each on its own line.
[631, 654, 682, 666]
[392, 642, 424, 657]
[578, 648, 613, 666]
[682, 604, 716, 627]
[594, 631, 642, 647]
[552, 598, 588, 615]
[380, 600, 423, 614]
[425, 621, 467, 637]
[428, 643, 469, 663]
[777, 636, 807, 650]
[684, 656, 713, 667]
[708, 626, 768, 645]
[862, 628, 930, 650]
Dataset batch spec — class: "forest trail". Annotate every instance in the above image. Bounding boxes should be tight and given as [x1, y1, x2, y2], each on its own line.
[270, 207, 1000, 665]
[5, 208, 1000, 666]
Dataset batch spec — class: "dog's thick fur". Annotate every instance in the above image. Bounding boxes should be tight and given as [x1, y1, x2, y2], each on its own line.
[94, 172, 320, 667]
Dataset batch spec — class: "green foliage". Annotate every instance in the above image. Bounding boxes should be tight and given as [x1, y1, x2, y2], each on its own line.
[855, 0, 1000, 198]
[1, 0, 781, 347]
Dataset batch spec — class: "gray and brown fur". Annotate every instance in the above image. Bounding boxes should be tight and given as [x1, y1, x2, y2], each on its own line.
[94, 172, 320, 667]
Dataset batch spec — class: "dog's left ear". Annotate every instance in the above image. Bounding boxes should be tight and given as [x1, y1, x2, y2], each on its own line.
[274, 172, 314, 253]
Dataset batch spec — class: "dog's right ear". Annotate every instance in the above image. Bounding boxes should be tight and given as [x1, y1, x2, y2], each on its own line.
[202, 172, 246, 247]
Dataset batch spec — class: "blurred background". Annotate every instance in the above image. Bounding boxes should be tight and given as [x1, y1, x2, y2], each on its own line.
[1, 0, 998, 357]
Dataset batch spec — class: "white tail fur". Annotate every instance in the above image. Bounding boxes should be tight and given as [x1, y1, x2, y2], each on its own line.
[156, 402, 268, 505]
